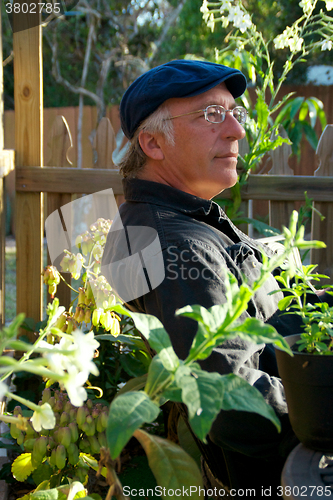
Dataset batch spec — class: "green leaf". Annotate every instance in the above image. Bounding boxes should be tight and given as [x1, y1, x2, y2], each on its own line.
[278, 295, 294, 311]
[129, 312, 179, 372]
[221, 374, 281, 431]
[133, 429, 203, 499]
[289, 97, 305, 120]
[187, 323, 215, 361]
[176, 304, 226, 332]
[255, 94, 269, 128]
[107, 391, 160, 459]
[229, 318, 292, 354]
[11, 453, 35, 482]
[116, 374, 148, 397]
[187, 369, 225, 442]
[145, 356, 171, 397]
[302, 121, 318, 151]
[32, 463, 54, 488]
[95, 333, 147, 351]
[174, 365, 201, 420]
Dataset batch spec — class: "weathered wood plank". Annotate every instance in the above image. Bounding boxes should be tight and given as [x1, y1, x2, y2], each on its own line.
[311, 125, 333, 278]
[240, 175, 333, 202]
[15, 168, 333, 201]
[267, 129, 295, 232]
[13, 15, 44, 327]
[0, 151, 14, 327]
[46, 116, 73, 308]
[16, 166, 124, 195]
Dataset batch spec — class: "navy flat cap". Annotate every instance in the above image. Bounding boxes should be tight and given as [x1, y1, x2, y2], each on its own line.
[120, 59, 247, 139]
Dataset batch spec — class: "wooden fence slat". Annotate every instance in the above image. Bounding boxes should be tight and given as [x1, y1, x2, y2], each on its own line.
[13, 16, 44, 329]
[15, 167, 333, 201]
[267, 129, 295, 232]
[93, 117, 125, 206]
[16, 166, 124, 195]
[311, 125, 333, 278]
[46, 116, 74, 308]
[0, 151, 15, 327]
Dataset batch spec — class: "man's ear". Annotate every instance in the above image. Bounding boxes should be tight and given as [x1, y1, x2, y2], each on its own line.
[138, 131, 165, 160]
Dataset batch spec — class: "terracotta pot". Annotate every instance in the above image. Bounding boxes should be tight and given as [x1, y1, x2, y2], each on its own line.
[275, 334, 333, 452]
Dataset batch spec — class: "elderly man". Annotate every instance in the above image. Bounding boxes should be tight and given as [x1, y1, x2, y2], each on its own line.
[102, 60, 301, 495]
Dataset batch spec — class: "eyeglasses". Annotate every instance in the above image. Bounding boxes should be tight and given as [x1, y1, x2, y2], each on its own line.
[165, 105, 248, 125]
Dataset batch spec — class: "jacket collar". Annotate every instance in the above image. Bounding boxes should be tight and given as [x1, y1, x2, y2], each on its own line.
[122, 178, 227, 218]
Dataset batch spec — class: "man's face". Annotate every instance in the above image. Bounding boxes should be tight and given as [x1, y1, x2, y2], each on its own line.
[156, 83, 246, 199]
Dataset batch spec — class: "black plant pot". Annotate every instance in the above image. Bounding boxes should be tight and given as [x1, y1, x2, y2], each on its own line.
[275, 334, 333, 453]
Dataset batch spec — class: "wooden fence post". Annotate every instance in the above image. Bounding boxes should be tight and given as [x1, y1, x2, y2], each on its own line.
[267, 129, 295, 232]
[46, 116, 74, 308]
[14, 13, 44, 330]
[93, 117, 125, 205]
[310, 125, 333, 278]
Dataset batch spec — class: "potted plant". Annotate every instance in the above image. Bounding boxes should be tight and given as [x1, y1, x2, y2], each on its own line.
[273, 265, 333, 452]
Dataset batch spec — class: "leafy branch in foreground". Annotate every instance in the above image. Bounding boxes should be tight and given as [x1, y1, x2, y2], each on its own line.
[103, 211, 325, 496]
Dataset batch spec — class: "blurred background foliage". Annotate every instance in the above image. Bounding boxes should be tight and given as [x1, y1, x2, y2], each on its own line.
[1, 0, 332, 111]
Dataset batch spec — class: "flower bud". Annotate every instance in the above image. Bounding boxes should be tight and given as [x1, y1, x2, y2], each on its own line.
[74, 467, 88, 484]
[68, 422, 79, 443]
[41, 388, 52, 404]
[81, 415, 95, 436]
[32, 436, 48, 468]
[48, 397, 56, 409]
[59, 412, 69, 427]
[92, 308, 102, 327]
[78, 288, 85, 307]
[17, 431, 24, 446]
[49, 448, 57, 467]
[76, 406, 88, 429]
[79, 438, 90, 453]
[100, 411, 108, 430]
[88, 435, 100, 455]
[97, 432, 107, 449]
[59, 427, 72, 449]
[23, 438, 36, 452]
[67, 443, 79, 466]
[55, 444, 67, 470]
[10, 422, 21, 440]
[66, 318, 74, 335]
[84, 308, 91, 325]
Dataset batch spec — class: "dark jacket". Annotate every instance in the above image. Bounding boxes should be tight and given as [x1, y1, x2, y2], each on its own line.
[102, 178, 300, 464]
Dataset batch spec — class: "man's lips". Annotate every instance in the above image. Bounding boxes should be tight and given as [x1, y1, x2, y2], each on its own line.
[214, 153, 238, 159]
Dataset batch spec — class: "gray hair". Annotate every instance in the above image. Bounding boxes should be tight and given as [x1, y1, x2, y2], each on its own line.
[119, 103, 175, 179]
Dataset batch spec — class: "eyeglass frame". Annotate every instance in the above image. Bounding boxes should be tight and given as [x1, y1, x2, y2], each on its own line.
[164, 104, 248, 125]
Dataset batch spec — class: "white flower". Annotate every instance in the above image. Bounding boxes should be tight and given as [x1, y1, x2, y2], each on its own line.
[207, 12, 215, 32]
[228, 5, 243, 24]
[233, 13, 252, 33]
[325, 0, 333, 10]
[288, 36, 304, 52]
[62, 365, 89, 407]
[274, 33, 289, 49]
[31, 403, 56, 432]
[200, 0, 210, 22]
[299, 0, 313, 14]
[0, 381, 7, 400]
[321, 40, 333, 51]
[220, 0, 232, 13]
[42, 329, 99, 407]
[71, 329, 99, 376]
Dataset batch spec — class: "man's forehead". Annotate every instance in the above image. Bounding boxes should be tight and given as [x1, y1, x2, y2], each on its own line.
[165, 82, 234, 111]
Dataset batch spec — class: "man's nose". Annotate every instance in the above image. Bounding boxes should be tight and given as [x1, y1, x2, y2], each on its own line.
[221, 112, 246, 140]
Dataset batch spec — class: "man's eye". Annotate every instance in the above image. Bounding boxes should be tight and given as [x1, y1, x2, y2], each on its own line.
[207, 111, 217, 118]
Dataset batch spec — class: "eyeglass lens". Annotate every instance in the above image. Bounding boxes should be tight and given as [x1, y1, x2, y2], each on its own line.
[205, 106, 247, 124]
